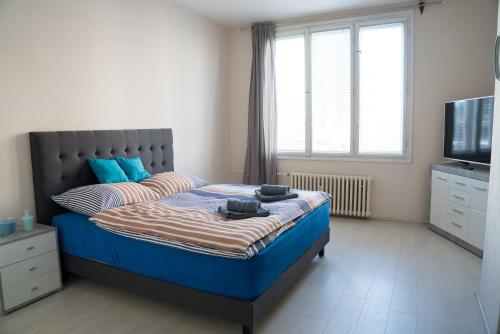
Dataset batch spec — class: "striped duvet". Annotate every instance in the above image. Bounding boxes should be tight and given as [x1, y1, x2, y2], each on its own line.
[90, 184, 331, 259]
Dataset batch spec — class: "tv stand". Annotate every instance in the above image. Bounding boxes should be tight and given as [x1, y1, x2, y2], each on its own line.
[429, 162, 490, 257]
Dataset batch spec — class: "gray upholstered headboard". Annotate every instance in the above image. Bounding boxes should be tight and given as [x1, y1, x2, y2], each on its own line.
[29, 129, 174, 225]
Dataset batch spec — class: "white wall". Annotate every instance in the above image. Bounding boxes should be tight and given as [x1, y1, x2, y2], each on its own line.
[479, 3, 500, 332]
[0, 0, 229, 219]
[228, 0, 497, 223]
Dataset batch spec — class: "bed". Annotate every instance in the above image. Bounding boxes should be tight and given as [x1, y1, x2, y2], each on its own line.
[29, 129, 330, 334]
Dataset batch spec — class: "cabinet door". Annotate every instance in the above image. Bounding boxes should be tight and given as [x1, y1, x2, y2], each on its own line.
[431, 171, 449, 199]
[430, 195, 448, 231]
[469, 209, 486, 250]
[470, 179, 489, 212]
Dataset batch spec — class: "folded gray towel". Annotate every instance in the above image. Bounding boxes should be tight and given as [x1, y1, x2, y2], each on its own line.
[255, 190, 299, 202]
[218, 207, 270, 220]
[226, 199, 261, 213]
[260, 184, 289, 196]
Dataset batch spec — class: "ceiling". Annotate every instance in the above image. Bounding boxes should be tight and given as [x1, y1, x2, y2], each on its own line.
[172, 0, 410, 28]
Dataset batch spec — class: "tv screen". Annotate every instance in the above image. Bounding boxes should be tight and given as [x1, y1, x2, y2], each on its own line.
[444, 96, 494, 165]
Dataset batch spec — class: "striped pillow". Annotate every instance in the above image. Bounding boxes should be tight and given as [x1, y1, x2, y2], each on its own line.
[52, 183, 161, 216]
[140, 172, 208, 198]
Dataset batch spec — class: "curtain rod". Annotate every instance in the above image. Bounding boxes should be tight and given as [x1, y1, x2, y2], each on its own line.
[237, 0, 446, 31]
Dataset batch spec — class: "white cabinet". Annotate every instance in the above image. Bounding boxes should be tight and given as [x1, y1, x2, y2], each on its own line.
[429, 168, 489, 254]
[0, 224, 62, 314]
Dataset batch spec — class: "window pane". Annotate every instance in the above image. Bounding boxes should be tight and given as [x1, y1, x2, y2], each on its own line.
[276, 35, 305, 152]
[311, 29, 351, 153]
[359, 23, 405, 155]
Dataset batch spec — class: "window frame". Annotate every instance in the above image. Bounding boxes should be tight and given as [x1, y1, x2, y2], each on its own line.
[275, 11, 414, 163]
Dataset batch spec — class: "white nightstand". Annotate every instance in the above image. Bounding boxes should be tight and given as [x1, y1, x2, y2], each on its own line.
[0, 224, 62, 314]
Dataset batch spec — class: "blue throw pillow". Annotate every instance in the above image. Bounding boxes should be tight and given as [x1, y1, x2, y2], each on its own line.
[115, 157, 151, 182]
[88, 158, 129, 184]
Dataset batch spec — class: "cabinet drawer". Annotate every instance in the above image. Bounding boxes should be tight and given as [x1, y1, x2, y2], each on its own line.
[449, 188, 470, 207]
[2, 270, 61, 311]
[431, 171, 450, 199]
[0, 231, 56, 268]
[470, 179, 489, 212]
[447, 214, 469, 241]
[1, 251, 59, 289]
[448, 202, 470, 221]
[450, 175, 471, 192]
[469, 209, 486, 250]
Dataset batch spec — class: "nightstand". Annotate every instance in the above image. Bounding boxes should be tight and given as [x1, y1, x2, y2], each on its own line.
[0, 224, 62, 314]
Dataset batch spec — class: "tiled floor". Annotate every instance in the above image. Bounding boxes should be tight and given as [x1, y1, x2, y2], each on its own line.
[0, 218, 486, 334]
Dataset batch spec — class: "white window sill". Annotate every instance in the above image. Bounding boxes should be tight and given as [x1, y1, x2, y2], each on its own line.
[276, 154, 412, 164]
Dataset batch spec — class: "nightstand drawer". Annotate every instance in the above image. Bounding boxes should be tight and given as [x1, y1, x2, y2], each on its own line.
[1, 251, 59, 289]
[2, 270, 61, 311]
[0, 231, 56, 268]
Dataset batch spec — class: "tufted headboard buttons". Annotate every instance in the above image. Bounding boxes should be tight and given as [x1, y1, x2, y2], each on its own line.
[29, 129, 174, 225]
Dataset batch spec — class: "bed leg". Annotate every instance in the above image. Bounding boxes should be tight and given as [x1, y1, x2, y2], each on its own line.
[242, 324, 253, 334]
[318, 248, 325, 257]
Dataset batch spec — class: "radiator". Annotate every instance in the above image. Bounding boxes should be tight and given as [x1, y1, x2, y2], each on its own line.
[290, 172, 373, 218]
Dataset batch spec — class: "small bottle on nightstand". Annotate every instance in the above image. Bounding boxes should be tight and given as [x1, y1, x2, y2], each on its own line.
[21, 209, 34, 232]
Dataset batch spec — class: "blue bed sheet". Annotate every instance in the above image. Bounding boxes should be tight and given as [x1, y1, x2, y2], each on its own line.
[52, 202, 330, 300]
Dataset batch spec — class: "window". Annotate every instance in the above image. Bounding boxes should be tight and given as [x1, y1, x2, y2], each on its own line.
[276, 34, 305, 152]
[275, 13, 412, 160]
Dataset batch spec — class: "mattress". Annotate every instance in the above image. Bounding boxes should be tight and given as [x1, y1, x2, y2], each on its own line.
[52, 202, 330, 300]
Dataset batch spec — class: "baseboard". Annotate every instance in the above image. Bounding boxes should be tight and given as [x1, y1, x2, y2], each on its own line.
[369, 215, 425, 224]
[475, 293, 492, 334]
[428, 223, 483, 257]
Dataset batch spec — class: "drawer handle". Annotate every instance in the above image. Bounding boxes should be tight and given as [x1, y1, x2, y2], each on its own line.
[454, 181, 466, 186]
[474, 186, 487, 191]
[452, 208, 464, 215]
[437, 177, 447, 181]
[26, 246, 35, 251]
[31, 286, 39, 292]
[29, 267, 37, 272]
[453, 195, 465, 201]
[451, 222, 463, 228]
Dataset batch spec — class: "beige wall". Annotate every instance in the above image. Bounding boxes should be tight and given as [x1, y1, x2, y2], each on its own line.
[228, 0, 497, 223]
[0, 0, 229, 219]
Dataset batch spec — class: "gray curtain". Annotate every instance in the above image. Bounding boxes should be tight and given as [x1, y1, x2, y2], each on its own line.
[243, 23, 278, 185]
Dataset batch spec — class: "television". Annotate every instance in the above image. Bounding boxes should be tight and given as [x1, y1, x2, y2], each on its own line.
[444, 96, 494, 166]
